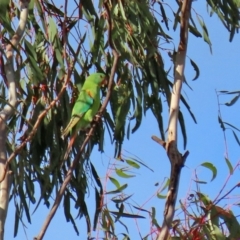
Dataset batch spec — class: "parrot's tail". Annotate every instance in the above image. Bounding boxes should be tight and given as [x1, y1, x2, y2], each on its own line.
[62, 132, 77, 163]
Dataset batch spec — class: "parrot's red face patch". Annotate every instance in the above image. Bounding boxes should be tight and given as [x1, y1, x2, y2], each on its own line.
[100, 76, 108, 87]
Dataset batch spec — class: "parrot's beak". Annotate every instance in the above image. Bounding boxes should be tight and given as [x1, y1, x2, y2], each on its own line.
[100, 77, 108, 87]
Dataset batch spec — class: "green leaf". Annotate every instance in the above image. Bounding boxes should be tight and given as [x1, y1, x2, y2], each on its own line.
[179, 110, 187, 149]
[159, 2, 169, 30]
[25, 41, 44, 84]
[106, 184, 128, 195]
[82, 0, 98, 20]
[112, 194, 133, 204]
[190, 58, 200, 81]
[109, 177, 120, 189]
[220, 90, 240, 95]
[115, 203, 124, 222]
[160, 178, 170, 192]
[103, 209, 115, 233]
[110, 211, 145, 219]
[196, 192, 211, 206]
[122, 155, 153, 172]
[48, 17, 58, 44]
[63, 192, 71, 222]
[218, 115, 225, 131]
[210, 225, 226, 240]
[0, 0, 13, 33]
[14, 203, 20, 237]
[201, 162, 217, 182]
[126, 159, 140, 169]
[25, 175, 36, 204]
[131, 85, 142, 134]
[150, 207, 161, 229]
[116, 168, 135, 178]
[220, 210, 240, 238]
[157, 194, 167, 199]
[180, 95, 197, 124]
[194, 180, 207, 184]
[232, 130, 240, 146]
[93, 187, 102, 231]
[223, 121, 240, 131]
[91, 162, 103, 191]
[189, 24, 202, 37]
[45, 2, 64, 16]
[229, 25, 236, 42]
[225, 157, 233, 174]
[19, 185, 31, 223]
[196, 15, 212, 53]
[24, 40, 37, 60]
[225, 94, 240, 106]
[119, 0, 127, 20]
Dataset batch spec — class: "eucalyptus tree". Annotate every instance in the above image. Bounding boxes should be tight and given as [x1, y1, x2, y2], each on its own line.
[0, 0, 239, 240]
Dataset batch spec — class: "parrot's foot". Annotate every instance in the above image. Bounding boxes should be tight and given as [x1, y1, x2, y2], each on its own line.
[94, 114, 101, 121]
[93, 114, 102, 124]
[85, 131, 93, 137]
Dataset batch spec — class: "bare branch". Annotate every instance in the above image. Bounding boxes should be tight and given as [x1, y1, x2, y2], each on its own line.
[157, 1, 192, 239]
[151, 135, 166, 149]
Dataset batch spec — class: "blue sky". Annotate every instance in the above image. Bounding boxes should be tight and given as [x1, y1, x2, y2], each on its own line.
[5, 1, 240, 239]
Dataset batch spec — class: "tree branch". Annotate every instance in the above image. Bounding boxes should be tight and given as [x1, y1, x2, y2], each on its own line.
[154, 1, 192, 239]
[34, 1, 119, 239]
[0, 1, 30, 239]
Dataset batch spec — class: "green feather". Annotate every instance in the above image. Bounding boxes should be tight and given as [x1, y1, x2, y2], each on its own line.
[61, 73, 106, 138]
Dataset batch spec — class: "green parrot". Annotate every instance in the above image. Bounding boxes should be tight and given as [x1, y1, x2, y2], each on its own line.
[61, 72, 107, 160]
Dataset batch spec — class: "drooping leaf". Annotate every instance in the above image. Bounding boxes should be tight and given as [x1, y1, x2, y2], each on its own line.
[218, 115, 225, 131]
[225, 157, 233, 175]
[190, 58, 200, 81]
[196, 192, 212, 206]
[14, 203, 20, 237]
[18, 185, 31, 223]
[179, 110, 187, 149]
[93, 187, 102, 231]
[116, 168, 135, 178]
[106, 184, 128, 195]
[223, 121, 240, 131]
[126, 159, 140, 169]
[200, 162, 217, 182]
[225, 93, 240, 106]
[63, 192, 71, 222]
[159, 2, 169, 30]
[220, 209, 240, 238]
[109, 177, 120, 189]
[232, 130, 240, 146]
[196, 15, 212, 53]
[111, 194, 133, 204]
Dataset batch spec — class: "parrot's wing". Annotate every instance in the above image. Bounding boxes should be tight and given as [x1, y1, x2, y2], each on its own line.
[61, 90, 94, 138]
[71, 90, 94, 116]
